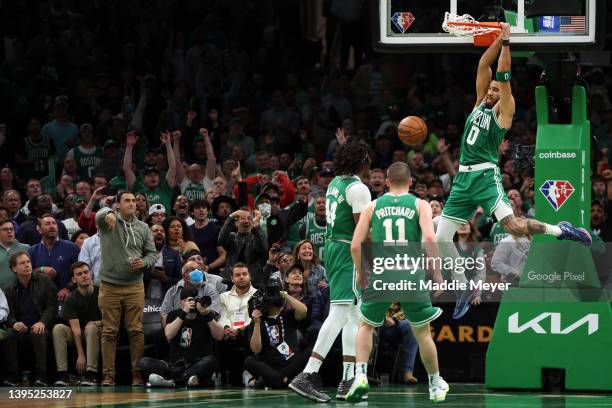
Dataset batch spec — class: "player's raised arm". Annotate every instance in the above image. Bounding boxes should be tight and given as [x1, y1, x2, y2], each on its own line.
[351, 202, 375, 290]
[495, 23, 515, 129]
[475, 28, 503, 108]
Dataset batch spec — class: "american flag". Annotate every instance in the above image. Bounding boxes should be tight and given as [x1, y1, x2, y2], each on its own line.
[560, 16, 586, 33]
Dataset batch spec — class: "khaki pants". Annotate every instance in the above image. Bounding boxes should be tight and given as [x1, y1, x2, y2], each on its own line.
[99, 281, 145, 376]
[52, 323, 101, 372]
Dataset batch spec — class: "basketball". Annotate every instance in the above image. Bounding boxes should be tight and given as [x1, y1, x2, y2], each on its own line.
[398, 116, 428, 145]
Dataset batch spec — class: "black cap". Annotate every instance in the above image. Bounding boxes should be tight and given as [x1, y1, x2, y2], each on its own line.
[255, 192, 271, 204]
[183, 249, 203, 262]
[320, 168, 334, 178]
[54, 95, 69, 106]
[261, 182, 279, 194]
[266, 274, 284, 289]
[144, 167, 160, 176]
[103, 139, 118, 148]
[180, 287, 198, 300]
[212, 195, 237, 215]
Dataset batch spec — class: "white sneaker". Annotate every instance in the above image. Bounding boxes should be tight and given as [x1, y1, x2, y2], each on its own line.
[429, 377, 449, 403]
[243, 370, 253, 387]
[187, 375, 199, 387]
[147, 373, 175, 388]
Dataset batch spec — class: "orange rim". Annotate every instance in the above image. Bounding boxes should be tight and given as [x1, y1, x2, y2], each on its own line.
[446, 21, 501, 29]
[474, 31, 500, 47]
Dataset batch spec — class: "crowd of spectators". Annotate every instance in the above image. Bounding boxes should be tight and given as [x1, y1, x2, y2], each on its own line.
[0, 0, 611, 388]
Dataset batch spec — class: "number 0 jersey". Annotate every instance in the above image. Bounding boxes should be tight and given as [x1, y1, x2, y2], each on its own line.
[459, 103, 508, 165]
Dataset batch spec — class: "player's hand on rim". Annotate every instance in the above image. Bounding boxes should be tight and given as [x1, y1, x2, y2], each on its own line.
[499, 22, 511, 38]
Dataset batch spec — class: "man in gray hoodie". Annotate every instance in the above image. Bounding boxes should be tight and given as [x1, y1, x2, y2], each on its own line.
[96, 191, 157, 386]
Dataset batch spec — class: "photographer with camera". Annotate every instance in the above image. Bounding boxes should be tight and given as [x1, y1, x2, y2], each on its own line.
[160, 261, 220, 327]
[244, 275, 310, 388]
[253, 242, 290, 289]
[139, 287, 223, 388]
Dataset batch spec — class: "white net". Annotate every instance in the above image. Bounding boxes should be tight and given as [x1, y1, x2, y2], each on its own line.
[442, 12, 501, 37]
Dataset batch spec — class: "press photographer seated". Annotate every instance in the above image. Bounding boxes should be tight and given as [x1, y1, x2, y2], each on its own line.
[160, 261, 220, 326]
[244, 276, 310, 388]
[139, 287, 224, 388]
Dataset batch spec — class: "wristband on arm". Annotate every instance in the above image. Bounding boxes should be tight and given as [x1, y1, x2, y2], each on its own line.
[496, 71, 511, 82]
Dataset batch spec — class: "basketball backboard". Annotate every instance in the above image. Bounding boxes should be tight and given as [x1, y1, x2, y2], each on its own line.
[374, 0, 605, 52]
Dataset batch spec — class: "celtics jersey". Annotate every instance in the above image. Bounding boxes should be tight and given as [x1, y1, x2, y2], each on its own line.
[459, 103, 508, 165]
[304, 216, 326, 260]
[23, 136, 51, 178]
[489, 222, 508, 244]
[326, 176, 363, 242]
[371, 193, 421, 244]
[287, 199, 315, 249]
[74, 146, 103, 181]
[183, 184, 206, 201]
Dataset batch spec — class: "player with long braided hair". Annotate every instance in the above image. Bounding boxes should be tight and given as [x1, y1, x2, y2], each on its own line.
[289, 142, 372, 402]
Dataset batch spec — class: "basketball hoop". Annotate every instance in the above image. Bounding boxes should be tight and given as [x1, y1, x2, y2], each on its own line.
[442, 12, 502, 47]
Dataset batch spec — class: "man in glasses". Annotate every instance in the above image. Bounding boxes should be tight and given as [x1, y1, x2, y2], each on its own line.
[0, 220, 30, 289]
[256, 243, 292, 289]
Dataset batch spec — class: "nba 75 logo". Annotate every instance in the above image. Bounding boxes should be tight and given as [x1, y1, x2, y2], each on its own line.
[539, 180, 575, 211]
[391, 12, 415, 33]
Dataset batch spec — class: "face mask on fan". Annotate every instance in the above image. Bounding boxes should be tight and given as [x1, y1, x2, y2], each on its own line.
[258, 203, 271, 219]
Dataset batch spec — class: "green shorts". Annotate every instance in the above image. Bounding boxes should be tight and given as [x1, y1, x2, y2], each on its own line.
[360, 268, 442, 327]
[442, 166, 512, 224]
[360, 300, 442, 328]
[324, 240, 359, 303]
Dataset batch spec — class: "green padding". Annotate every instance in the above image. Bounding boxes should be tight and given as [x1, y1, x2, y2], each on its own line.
[485, 86, 612, 391]
[486, 295, 612, 390]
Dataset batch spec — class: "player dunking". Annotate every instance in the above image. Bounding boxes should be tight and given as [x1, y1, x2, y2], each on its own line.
[347, 162, 449, 403]
[289, 143, 372, 403]
[436, 23, 592, 319]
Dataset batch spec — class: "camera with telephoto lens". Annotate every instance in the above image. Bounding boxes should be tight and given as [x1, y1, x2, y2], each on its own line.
[248, 274, 284, 317]
[191, 295, 212, 312]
